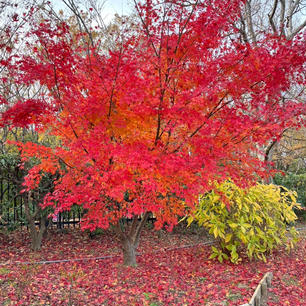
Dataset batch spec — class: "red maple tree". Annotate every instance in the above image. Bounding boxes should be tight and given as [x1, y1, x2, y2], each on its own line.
[1, 0, 305, 265]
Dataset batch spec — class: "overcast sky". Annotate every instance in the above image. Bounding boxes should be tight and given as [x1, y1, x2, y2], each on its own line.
[96, 0, 133, 22]
[52, 0, 133, 24]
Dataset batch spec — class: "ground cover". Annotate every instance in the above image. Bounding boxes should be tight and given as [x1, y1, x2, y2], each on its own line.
[0, 228, 305, 306]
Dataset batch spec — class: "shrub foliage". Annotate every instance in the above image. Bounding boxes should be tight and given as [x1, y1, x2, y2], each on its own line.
[274, 173, 306, 207]
[188, 181, 300, 263]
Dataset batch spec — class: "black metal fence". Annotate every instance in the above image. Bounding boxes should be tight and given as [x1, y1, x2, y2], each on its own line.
[0, 176, 157, 231]
[0, 178, 82, 229]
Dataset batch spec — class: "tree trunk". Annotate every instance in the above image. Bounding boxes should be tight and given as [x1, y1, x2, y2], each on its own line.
[30, 229, 44, 251]
[122, 237, 137, 266]
[264, 140, 277, 183]
[27, 213, 48, 251]
[24, 192, 49, 251]
[115, 212, 150, 266]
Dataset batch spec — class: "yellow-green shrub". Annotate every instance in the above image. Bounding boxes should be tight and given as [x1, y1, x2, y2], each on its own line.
[188, 181, 300, 263]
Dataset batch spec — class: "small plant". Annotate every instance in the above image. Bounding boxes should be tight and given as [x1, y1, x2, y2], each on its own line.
[14, 263, 40, 300]
[188, 181, 300, 263]
[60, 264, 85, 306]
[0, 267, 11, 286]
[88, 227, 104, 239]
[143, 292, 162, 306]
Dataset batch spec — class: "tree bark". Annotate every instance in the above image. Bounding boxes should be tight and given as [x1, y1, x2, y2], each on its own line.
[115, 212, 150, 266]
[30, 226, 45, 251]
[24, 192, 49, 251]
[122, 237, 137, 266]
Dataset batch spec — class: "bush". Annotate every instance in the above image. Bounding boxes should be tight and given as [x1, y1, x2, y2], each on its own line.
[188, 181, 300, 263]
[273, 173, 306, 207]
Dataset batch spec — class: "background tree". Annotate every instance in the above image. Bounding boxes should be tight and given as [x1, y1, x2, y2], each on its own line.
[0, 0, 63, 249]
[238, 0, 306, 42]
[0, 0, 116, 249]
[237, 0, 306, 174]
[272, 127, 306, 210]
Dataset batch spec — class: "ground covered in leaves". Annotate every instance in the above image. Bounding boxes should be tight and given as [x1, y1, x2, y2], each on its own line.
[0, 226, 305, 306]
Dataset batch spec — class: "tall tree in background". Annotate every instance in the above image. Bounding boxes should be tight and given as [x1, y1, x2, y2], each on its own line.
[0, 0, 62, 249]
[237, 0, 306, 166]
[238, 0, 306, 42]
[0, 0, 127, 250]
[1, 0, 305, 265]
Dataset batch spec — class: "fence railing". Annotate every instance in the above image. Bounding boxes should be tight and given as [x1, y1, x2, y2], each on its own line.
[0, 178, 82, 229]
[240, 272, 273, 306]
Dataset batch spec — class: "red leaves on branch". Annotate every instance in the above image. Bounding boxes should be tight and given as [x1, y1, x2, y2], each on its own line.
[1, 99, 51, 128]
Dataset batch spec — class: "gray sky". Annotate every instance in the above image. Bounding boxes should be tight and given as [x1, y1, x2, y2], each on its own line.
[104, 0, 131, 15]
[98, 0, 133, 22]
[52, 0, 132, 23]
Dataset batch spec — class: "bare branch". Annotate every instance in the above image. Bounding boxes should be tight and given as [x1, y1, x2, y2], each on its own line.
[279, 0, 286, 36]
[62, 0, 95, 47]
[268, 0, 278, 34]
[245, 0, 257, 44]
[287, 18, 306, 39]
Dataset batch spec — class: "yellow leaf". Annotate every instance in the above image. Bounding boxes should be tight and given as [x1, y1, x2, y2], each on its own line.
[225, 233, 232, 243]
[213, 227, 218, 238]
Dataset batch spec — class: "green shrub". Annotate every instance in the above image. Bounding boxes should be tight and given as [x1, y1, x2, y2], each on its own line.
[273, 173, 306, 207]
[187, 181, 300, 263]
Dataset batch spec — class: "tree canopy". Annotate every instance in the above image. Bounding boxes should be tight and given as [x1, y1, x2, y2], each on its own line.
[1, 0, 305, 265]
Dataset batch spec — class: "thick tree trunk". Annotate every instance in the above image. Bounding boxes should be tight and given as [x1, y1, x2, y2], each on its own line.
[116, 212, 150, 266]
[122, 237, 137, 266]
[27, 213, 48, 251]
[30, 229, 44, 251]
[24, 192, 49, 251]
[264, 140, 277, 183]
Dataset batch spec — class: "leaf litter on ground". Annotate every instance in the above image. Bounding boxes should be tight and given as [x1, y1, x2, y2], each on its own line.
[0, 227, 305, 305]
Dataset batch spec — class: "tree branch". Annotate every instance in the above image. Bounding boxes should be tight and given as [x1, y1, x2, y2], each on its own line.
[134, 211, 150, 248]
[245, 0, 257, 44]
[268, 0, 278, 35]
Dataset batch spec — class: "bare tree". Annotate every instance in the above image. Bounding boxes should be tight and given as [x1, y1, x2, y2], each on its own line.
[237, 0, 306, 175]
[238, 0, 306, 42]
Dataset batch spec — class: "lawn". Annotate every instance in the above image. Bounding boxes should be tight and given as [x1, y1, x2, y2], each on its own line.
[0, 227, 305, 305]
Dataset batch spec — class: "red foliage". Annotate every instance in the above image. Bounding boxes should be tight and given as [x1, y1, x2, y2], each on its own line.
[1, 99, 52, 128]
